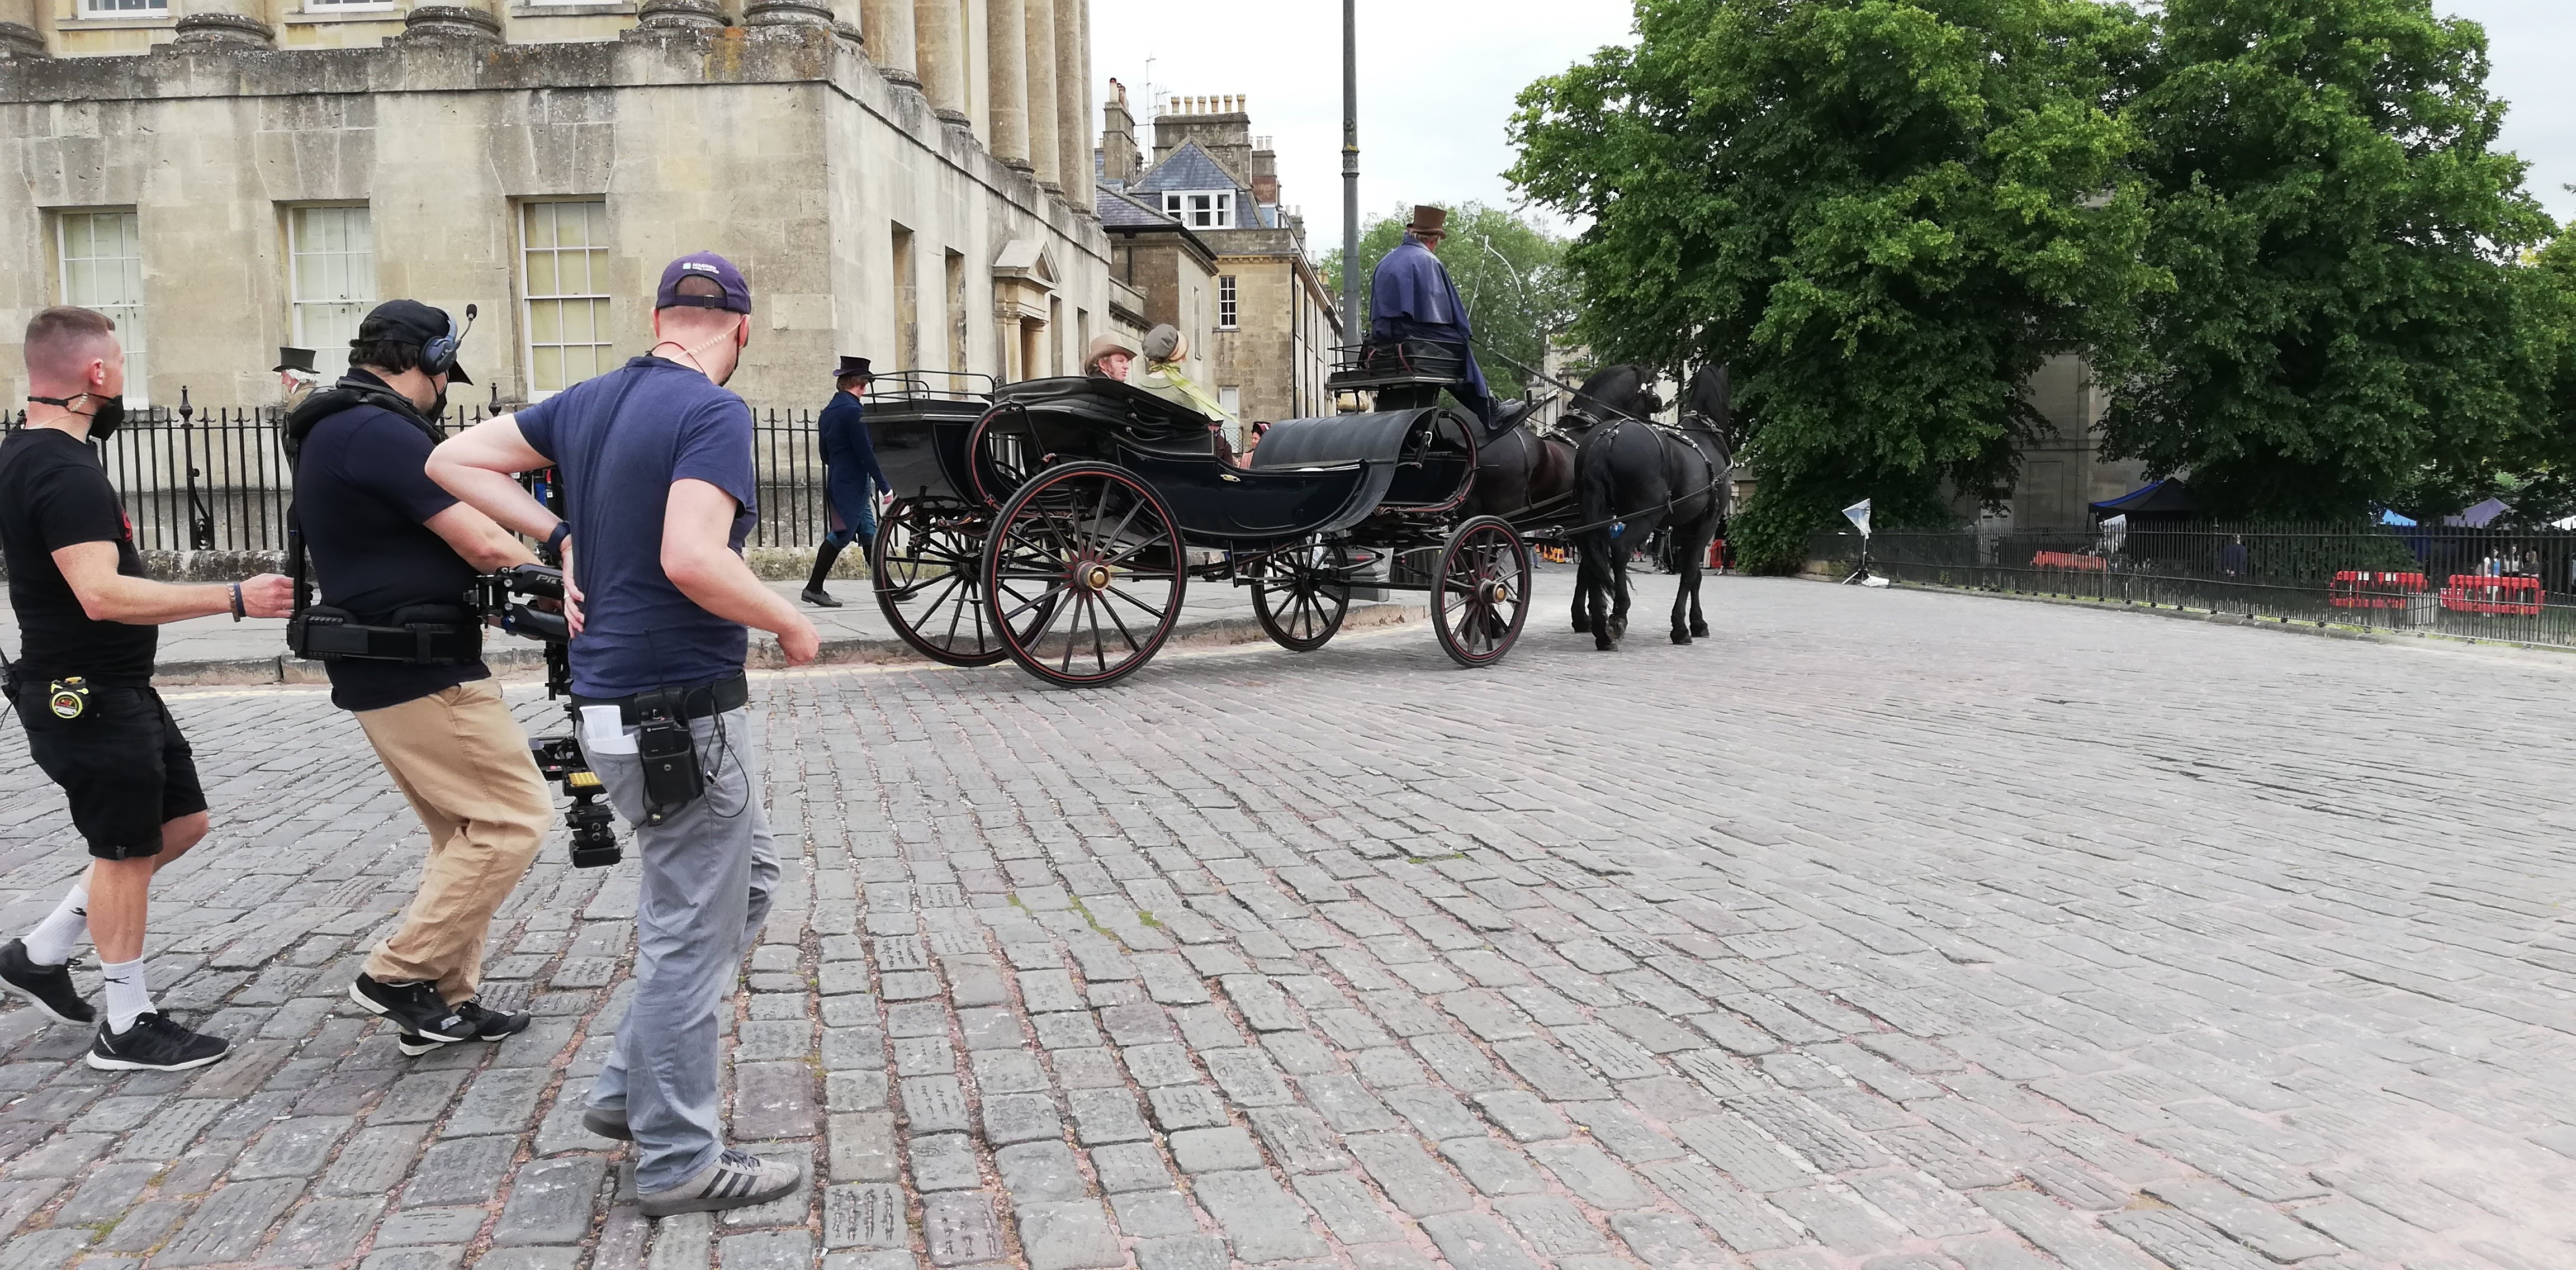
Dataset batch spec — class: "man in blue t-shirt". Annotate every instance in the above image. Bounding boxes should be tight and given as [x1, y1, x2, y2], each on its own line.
[428, 252, 817, 1219]
[287, 300, 552, 1060]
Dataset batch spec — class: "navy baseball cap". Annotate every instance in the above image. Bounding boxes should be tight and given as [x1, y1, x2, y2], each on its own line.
[657, 252, 752, 314]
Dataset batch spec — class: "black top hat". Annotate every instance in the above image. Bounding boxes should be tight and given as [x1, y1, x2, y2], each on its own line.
[834, 355, 873, 383]
[273, 347, 318, 375]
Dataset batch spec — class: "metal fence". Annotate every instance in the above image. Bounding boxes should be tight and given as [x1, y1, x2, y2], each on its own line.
[1812, 522, 2576, 650]
[4, 401, 844, 553]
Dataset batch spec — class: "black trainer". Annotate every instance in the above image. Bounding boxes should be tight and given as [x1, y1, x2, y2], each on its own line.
[583, 1106, 634, 1141]
[349, 974, 471, 1044]
[396, 999, 532, 1057]
[0, 939, 94, 1025]
[87, 1012, 229, 1071]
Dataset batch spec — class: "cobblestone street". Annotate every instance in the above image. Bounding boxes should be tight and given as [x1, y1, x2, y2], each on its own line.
[1, 574, 2571, 1270]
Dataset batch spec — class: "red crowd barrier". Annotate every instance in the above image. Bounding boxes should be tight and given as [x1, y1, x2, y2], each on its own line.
[2440, 574, 2545, 616]
[2032, 551, 2107, 572]
[2329, 571, 2427, 609]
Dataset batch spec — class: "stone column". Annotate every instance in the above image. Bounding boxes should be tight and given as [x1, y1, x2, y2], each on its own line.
[171, 0, 276, 47]
[0, 0, 47, 59]
[984, 0, 1029, 169]
[1055, 0, 1087, 212]
[914, 0, 968, 122]
[863, 0, 916, 84]
[395, 0, 503, 42]
[1021, 0, 1058, 188]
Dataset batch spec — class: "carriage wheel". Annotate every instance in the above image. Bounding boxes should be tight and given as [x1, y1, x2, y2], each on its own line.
[966, 406, 1045, 509]
[1433, 515, 1532, 668]
[872, 497, 1011, 667]
[983, 463, 1186, 688]
[1251, 538, 1352, 652]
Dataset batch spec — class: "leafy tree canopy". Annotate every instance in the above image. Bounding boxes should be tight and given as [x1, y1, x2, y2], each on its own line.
[1510, 0, 2163, 569]
[2108, 0, 2560, 521]
[1319, 202, 1574, 399]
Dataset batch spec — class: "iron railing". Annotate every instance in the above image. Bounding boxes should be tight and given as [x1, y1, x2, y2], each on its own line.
[1812, 522, 2576, 650]
[5, 400, 849, 553]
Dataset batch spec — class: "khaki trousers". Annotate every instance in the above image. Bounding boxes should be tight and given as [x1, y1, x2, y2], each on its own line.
[356, 681, 551, 1002]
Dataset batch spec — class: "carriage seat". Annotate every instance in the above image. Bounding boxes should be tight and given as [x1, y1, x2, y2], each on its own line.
[1249, 410, 1434, 471]
[996, 375, 1222, 447]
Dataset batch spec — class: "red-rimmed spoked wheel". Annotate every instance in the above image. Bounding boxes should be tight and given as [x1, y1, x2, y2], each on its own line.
[1433, 515, 1532, 667]
[871, 496, 1011, 666]
[982, 463, 1187, 688]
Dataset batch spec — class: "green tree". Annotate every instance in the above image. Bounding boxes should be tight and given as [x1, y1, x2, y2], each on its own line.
[1509, 0, 2162, 570]
[2108, 0, 2559, 520]
[1318, 202, 1574, 399]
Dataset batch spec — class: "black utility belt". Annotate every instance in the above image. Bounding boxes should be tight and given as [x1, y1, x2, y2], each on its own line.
[288, 605, 483, 665]
[571, 672, 749, 725]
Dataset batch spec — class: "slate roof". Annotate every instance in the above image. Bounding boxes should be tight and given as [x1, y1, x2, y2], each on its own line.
[1131, 141, 1244, 197]
[1096, 185, 1182, 229]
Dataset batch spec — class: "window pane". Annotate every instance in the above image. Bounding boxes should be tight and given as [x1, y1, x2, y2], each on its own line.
[529, 300, 561, 343]
[533, 345, 564, 392]
[525, 203, 556, 249]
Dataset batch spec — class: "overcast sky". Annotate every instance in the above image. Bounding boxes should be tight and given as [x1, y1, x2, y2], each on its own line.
[1088, 0, 2576, 252]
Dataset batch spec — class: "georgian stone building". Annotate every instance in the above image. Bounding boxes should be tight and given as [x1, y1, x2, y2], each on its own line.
[1093, 84, 1337, 424]
[0, 0, 1104, 408]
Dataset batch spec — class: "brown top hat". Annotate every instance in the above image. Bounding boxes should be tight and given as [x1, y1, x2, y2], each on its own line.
[1408, 205, 1448, 238]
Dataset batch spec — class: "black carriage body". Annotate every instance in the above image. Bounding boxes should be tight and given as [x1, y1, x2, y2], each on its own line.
[977, 378, 1478, 550]
[864, 374, 995, 503]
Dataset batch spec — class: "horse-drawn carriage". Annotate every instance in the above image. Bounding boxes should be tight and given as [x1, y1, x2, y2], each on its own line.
[863, 364, 1532, 688]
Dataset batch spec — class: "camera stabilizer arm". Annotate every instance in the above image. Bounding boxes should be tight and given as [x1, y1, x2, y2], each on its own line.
[471, 563, 622, 869]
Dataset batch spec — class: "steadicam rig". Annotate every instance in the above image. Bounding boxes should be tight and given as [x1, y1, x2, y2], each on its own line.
[471, 563, 622, 869]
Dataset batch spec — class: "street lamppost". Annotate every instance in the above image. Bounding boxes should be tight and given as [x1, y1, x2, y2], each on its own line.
[1339, 0, 1360, 350]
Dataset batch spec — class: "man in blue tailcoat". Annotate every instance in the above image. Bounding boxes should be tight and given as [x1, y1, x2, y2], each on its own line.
[802, 355, 888, 607]
[1368, 205, 1497, 425]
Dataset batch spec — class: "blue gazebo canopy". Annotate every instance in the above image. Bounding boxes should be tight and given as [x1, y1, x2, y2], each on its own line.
[2090, 478, 2195, 517]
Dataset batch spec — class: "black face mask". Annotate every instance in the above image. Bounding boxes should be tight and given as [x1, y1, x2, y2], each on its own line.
[28, 392, 124, 441]
[427, 388, 449, 424]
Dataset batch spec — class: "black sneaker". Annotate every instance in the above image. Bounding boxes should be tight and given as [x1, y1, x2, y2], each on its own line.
[349, 974, 472, 1044]
[86, 1012, 229, 1071]
[0, 939, 94, 1026]
[396, 999, 532, 1056]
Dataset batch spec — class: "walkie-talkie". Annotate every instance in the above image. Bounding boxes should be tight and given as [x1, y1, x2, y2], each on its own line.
[633, 689, 704, 826]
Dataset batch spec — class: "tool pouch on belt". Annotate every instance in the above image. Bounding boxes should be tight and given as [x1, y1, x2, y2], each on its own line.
[633, 689, 705, 824]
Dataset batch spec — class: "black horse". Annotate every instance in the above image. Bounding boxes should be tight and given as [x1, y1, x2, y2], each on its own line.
[1462, 421, 1577, 523]
[1554, 365, 1660, 635]
[1571, 363, 1732, 650]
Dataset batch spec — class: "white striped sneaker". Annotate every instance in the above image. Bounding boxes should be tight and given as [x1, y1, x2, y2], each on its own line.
[636, 1149, 801, 1218]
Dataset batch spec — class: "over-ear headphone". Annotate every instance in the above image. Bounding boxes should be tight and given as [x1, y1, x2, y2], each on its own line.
[422, 304, 477, 376]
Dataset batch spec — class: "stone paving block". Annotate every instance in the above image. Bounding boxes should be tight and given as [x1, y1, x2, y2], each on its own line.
[1133, 1235, 1227, 1270]
[1109, 1189, 1200, 1239]
[495, 1156, 610, 1245]
[1346, 1133, 1473, 1217]
[267, 1196, 385, 1265]
[908, 1133, 979, 1192]
[1191, 1168, 1329, 1263]
[1144, 1084, 1228, 1131]
[1169, 1125, 1263, 1174]
[1422, 1212, 1545, 1270]
[146, 1178, 305, 1268]
[1978, 1191, 2160, 1270]
[404, 1135, 518, 1207]
[1607, 1211, 1736, 1269]
[1015, 1201, 1124, 1270]
[1246, 1106, 1350, 1173]
[919, 1192, 1005, 1267]
[1640, 1160, 1806, 1252]
[822, 1183, 909, 1250]
[1091, 1142, 1175, 1193]
[830, 1112, 897, 1183]
[2100, 1209, 2272, 1270]
[370, 1205, 488, 1249]
[1769, 1185, 1908, 1255]
[719, 1230, 814, 1270]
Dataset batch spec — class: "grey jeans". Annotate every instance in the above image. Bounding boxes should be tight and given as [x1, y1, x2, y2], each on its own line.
[584, 706, 780, 1192]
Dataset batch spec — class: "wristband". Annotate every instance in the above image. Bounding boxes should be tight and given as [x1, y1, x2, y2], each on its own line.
[229, 581, 245, 622]
[544, 522, 572, 562]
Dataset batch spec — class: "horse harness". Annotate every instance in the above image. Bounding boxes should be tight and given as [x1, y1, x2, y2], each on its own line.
[1565, 414, 1729, 539]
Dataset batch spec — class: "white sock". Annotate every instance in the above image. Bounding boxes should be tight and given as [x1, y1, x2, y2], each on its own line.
[22, 881, 89, 966]
[100, 958, 151, 1032]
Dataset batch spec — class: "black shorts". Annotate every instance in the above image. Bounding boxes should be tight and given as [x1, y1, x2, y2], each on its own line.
[15, 683, 206, 860]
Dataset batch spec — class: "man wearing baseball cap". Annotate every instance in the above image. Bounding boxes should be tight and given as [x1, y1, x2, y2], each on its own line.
[428, 252, 816, 1217]
[284, 298, 553, 1060]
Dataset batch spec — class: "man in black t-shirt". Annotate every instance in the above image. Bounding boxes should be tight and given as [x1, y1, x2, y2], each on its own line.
[288, 300, 552, 1057]
[0, 306, 294, 1072]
